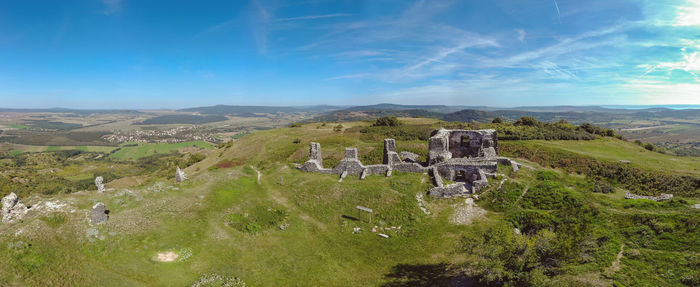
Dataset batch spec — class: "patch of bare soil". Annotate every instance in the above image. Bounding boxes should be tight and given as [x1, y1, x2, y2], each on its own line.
[451, 198, 486, 225]
[154, 251, 179, 262]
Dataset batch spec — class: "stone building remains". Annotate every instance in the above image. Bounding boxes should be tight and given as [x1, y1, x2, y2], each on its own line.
[299, 128, 521, 198]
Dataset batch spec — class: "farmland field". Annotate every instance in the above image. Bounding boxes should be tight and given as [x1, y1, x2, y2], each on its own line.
[109, 141, 213, 160]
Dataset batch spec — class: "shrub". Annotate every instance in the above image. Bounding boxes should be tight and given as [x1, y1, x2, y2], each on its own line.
[536, 171, 558, 181]
[293, 138, 301, 144]
[514, 116, 541, 127]
[644, 143, 655, 151]
[373, 116, 403, 127]
[333, 124, 343, 132]
[492, 117, 503, 124]
[289, 123, 303, 128]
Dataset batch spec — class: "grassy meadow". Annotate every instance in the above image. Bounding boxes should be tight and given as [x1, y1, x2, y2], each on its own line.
[109, 141, 213, 160]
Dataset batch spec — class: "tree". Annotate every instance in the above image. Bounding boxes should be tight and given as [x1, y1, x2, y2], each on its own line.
[492, 117, 503, 124]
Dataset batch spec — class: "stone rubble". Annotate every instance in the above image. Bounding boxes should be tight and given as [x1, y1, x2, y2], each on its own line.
[624, 192, 673, 201]
[175, 166, 188, 183]
[95, 176, 106, 193]
[91, 202, 109, 224]
[2, 192, 28, 223]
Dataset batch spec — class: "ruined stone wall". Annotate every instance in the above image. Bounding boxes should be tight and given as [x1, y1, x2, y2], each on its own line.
[298, 128, 515, 199]
[624, 192, 673, 201]
[446, 129, 497, 159]
[428, 128, 497, 164]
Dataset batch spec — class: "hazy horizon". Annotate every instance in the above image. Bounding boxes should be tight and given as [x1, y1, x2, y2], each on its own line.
[2, 103, 700, 111]
[1, 0, 699, 108]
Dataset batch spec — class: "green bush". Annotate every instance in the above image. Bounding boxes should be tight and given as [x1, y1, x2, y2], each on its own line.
[373, 116, 403, 127]
[482, 181, 524, 211]
[520, 181, 581, 210]
[535, 171, 558, 181]
[514, 116, 540, 127]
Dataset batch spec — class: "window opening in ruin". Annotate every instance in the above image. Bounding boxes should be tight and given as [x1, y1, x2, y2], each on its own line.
[461, 135, 470, 148]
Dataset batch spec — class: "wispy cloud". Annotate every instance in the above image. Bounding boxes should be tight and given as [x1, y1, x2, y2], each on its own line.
[276, 13, 352, 22]
[101, 0, 122, 15]
[516, 29, 527, 43]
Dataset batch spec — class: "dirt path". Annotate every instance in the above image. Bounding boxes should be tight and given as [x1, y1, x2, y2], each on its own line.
[606, 243, 625, 273]
[250, 166, 261, 184]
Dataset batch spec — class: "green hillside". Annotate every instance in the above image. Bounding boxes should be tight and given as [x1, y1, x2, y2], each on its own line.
[0, 119, 698, 286]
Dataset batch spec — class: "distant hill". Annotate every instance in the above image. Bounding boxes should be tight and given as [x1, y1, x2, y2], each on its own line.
[0, 108, 142, 115]
[136, 115, 229, 125]
[178, 105, 342, 116]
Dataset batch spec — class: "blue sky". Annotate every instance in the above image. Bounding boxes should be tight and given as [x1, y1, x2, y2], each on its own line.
[0, 0, 699, 108]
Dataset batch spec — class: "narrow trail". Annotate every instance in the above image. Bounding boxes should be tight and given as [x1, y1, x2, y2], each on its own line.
[514, 187, 530, 204]
[250, 166, 261, 184]
[606, 243, 625, 273]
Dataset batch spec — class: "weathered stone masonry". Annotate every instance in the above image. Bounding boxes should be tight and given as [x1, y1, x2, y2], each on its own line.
[299, 128, 522, 198]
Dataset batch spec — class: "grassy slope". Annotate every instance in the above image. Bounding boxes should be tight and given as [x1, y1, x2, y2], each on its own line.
[526, 138, 700, 176]
[0, 120, 697, 286]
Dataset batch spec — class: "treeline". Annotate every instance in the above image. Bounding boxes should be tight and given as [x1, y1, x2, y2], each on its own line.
[499, 142, 700, 197]
[351, 116, 620, 142]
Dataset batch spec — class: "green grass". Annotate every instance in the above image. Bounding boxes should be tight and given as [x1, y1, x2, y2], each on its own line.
[526, 138, 700, 176]
[109, 141, 213, 160]
[46, 146, 60, 151]
[8, 124, 29, 129]
[9, 150, 22, 156]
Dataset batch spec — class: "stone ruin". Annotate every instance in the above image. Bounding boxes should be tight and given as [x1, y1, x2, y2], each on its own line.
[2, 192, 29, 223]
[299, 128, 522, 198]
[91, 202, 109, 224]
[624, 192, 673, 201]
[95, 176, 106, 193]
[175, 166, 188, 184]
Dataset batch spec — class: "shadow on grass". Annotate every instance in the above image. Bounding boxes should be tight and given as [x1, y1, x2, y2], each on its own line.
[381, 263, 484, 287]
[341, 214, 360, 221]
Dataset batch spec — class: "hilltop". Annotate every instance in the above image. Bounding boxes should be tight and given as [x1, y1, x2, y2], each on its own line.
[0, 117, 698, 286]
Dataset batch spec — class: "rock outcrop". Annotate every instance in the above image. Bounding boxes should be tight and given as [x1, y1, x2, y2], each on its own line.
[95, 176, 106, 193]
[2, 192, 28, 223]
[175, 166, 188, 183]
[91, 202, 109, 224]
[624, 192, 673, 201]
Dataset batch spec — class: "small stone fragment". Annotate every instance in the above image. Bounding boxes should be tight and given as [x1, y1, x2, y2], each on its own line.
[175, 166, 187, 183]
[91, 202, 109, 224]
[95, 176, 106, 193]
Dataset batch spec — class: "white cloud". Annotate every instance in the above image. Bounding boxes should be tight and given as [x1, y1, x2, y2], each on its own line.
[639, 51, 700, 77]
[674, 0, 700, 27]
[276, 14, 352, 22]
[624, 79, 700, 104]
